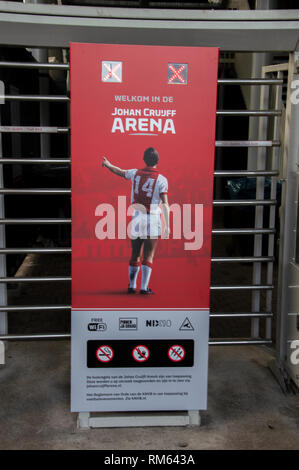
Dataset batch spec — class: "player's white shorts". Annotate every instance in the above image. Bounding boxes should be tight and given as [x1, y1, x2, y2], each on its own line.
[130, 211, 161, 238]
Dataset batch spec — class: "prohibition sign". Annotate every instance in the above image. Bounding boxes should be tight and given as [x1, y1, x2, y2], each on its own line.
[96, 345, 114, 363]
[168, 64, 188, 85]
[132, 345, 150, 363]
[168, 345, 186, 362]
[102, 62, 122, 83]
[169, 64, 185, 83]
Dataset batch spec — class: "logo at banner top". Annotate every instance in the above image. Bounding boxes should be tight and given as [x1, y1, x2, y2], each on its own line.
[101, 61, 122, 83]
[168, 63, 188, 85]
[132, 345, 150, 362]
[96, 345, 114, 362]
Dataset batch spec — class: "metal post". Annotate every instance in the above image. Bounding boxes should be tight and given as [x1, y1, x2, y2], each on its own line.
[265, 70, 282, 339]
[9, 86, 22, 183]
[251, 76, 270, 338]
[38, 52, 50, 159]
[214, 63, 225, 201]
[0, 101, 8, 348]
[25, 1, 51, 160]
[247, 0, 272, 172]
[247, 53, 271, 171]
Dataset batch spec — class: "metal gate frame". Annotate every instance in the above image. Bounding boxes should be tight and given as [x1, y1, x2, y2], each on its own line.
[0, 4, 298, 381]
[0, 59, 283, 343]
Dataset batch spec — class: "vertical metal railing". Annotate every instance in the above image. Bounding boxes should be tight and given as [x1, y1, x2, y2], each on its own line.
[251, 76, 269, 339]
[0, 90, 7, 342]
[265, 70, 283, 340]
[0, 53, 285, 344]
[249, 66, 284, 341]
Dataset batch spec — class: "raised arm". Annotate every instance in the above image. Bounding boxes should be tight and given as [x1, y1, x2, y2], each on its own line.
[102, 156, 126, 178]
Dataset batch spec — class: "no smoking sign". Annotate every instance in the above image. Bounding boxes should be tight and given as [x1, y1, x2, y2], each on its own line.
[96, 345, 114, 363]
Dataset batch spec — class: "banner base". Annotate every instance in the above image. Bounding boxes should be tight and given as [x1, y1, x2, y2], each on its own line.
[77, 410, 200, 429]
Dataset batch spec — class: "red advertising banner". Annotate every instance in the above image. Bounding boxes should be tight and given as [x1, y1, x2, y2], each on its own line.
[71, 43, 218, 311]
[70, 43, 218, 414]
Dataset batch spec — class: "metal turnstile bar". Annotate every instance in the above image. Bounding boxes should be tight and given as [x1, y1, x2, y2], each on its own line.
[217, 79, 283, 85]
[0, 277, 71, 282]
[0, 219, 71, 224]
[0, 186, 279, 195]
[0, 158, 70, 164]
[0, 221, 276, 231]
[209, 339, 272, 345]
[0, 103, 281, 116]
[0, 334, 71, 341]
[211, 256, 274, 262]
[214, 170, 278, 177]
[0, 143, 280, 164]
[0, 334, 273, 344]
[217, 110, 281, 117]
[0, 221, 274, 235]
[0, 189, 71, 195]
[211, 285, 273, 291]
[213, 229, 275, 234]
[0, 61, 69, 70]
[0, 62, 283, 82]
[210, 313, 273, 318]
[3, 95, 69, 102]
[213, 200, 276, 206]
[0, 306, 273, 317]
[0, 166, 280, 179]
[0, 249, 274, 260]
[215, 140, 280, 147]
[0, 277, 272, 290]
[0, 305, 70, 311]
[0, 127, 69, 133]
[0, 65, 283, 85]
[0, 203, 276, 220]
[0, 248, 71, 254]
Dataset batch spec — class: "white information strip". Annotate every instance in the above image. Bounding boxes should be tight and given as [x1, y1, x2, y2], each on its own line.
[71, 310, 209, 412]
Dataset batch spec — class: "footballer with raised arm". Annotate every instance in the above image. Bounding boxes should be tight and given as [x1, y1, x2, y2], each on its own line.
[102, 147, 170, 295]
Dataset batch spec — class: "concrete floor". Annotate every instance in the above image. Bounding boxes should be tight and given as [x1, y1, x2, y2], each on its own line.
[0, 342, 299, 450]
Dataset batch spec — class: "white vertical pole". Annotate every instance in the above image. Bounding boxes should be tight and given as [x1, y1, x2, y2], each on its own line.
[247, 0, 272, 171]
[276, 51, 299, 364]
[25, 0, 50, 160]
[247, 53, 271, 171]
[251, 77, 269, 338]
[10, 86, 22, 182]
[265, 71, 282, 339]
[0, 99, 8, 342]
